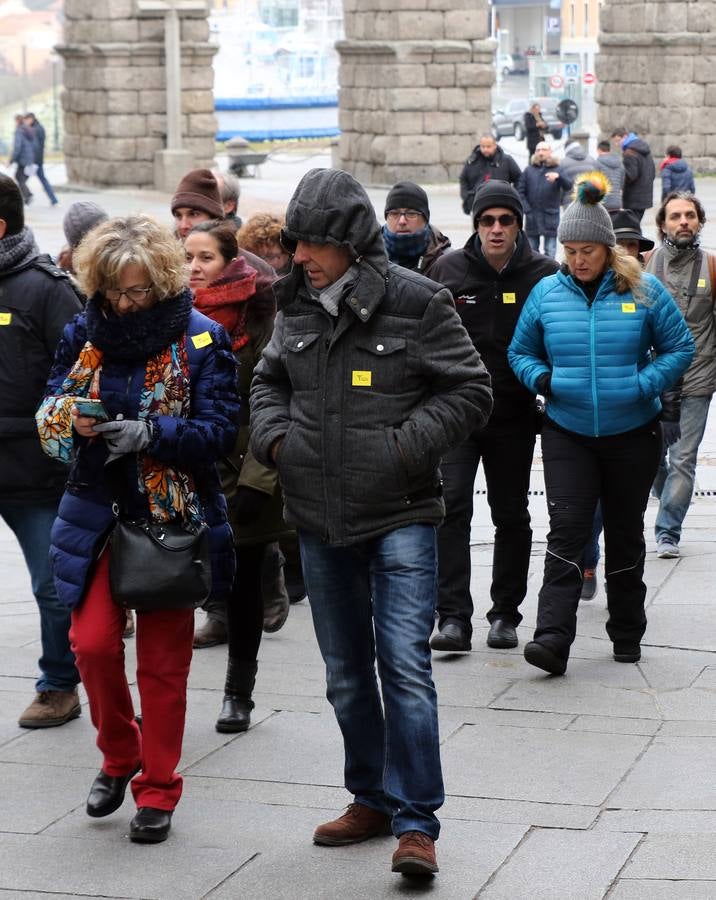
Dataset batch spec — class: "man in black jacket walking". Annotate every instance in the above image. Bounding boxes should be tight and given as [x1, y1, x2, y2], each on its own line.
[24, 113, 58, 207]
[0, 175, 82, 726]
[459, 134, 522, 216]
[251, 168, 492, 877]
[611, 128, 656, 222]
[429, 180, 559, 653]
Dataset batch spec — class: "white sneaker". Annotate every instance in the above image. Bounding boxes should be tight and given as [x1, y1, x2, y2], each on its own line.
[656, 541, 680, 559]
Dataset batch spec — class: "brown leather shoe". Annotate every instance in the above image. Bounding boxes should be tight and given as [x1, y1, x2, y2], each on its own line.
[313, 802, 393, 846]
[391, 831, 439, 875]
[18, 689, 81, 729]
[192, 617, 227, 649]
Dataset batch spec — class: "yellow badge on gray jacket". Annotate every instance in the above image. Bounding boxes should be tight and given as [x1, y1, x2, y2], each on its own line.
[0, 312, 11, 325]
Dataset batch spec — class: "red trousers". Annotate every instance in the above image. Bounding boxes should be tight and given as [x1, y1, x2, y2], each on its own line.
[70, 552, 194, 810]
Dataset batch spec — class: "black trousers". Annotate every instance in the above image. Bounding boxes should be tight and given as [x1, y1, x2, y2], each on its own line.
[437, 416, 536, 633]
[227, 543, 266, 662]
[536, 420, 662, 657]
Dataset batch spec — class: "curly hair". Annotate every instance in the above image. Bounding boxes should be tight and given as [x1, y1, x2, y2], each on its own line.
[237, 213, 285, 256]
[655, 192, 706, 241]
[74, 214, 187, 301]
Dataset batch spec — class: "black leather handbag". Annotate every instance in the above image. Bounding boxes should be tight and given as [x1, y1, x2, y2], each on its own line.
[108, 516, 212, 612]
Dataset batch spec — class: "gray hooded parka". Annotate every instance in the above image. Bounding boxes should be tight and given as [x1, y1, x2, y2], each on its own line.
[250, 168, 493, 545]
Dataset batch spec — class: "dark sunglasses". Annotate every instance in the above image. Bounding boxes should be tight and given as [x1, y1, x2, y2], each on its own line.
[477, 214, 518, 227]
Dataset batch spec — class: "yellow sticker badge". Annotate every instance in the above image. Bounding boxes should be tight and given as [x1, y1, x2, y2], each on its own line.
[352, 371, 372, 387]
[621, 303, 636, 313]
[0, 312, 12, 325]
[502, 292, 516, 304]
[191, 331, 213, 349]
[698, 278, 707, 289]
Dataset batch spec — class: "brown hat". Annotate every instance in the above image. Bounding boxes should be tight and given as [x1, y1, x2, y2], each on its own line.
[171, 168, 224, 219]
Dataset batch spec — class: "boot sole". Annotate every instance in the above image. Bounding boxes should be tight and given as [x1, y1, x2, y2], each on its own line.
[614, 651, 641, 663]
[215, 721, 250, 734]
[524, 642, 567, 676]
[18, 704, 81, 729]
[313, 825, 393, 846]
[486, 635, 518, 649]
[392, 857, 439, 875]
[430, 638, 471, 652]
[129, 828, 170, 844]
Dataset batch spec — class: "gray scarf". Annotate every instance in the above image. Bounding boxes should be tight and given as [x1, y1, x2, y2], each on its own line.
[0, 226, 39, 273]
[304, 263, 360, 317]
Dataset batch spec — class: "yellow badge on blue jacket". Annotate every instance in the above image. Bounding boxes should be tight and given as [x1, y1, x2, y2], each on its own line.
[191, 331, 213, 349]
[621, 302, 636, 313]
[352, 371, 372, 387]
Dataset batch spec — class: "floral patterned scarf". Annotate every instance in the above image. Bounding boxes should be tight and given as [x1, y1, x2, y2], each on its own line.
[36, 338, 202, 526]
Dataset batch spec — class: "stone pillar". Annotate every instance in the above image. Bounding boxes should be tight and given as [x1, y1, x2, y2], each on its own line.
[57, 0, 217, 188]
[335, 0, 494, 184]
[597, 0, 715, 172]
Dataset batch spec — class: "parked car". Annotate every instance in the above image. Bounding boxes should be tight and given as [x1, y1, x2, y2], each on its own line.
[496, 53, 529, 77]
[491, 97, 565, 142]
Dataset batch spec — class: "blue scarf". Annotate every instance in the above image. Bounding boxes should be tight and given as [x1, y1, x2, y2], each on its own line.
[382, 224, 430, 268]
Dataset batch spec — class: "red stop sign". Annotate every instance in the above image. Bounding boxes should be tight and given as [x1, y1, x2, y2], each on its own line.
[584, 72, 596, 85]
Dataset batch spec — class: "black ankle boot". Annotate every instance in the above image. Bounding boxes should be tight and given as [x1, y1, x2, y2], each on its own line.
[215, 659, 257, 733]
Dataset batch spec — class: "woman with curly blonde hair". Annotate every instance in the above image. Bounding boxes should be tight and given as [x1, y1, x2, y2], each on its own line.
[237, 212, 290, 274]
[36, 215, 240, 844]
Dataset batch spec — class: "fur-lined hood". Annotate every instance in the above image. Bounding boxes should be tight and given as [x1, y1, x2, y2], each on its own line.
[529, 152, 560, 168]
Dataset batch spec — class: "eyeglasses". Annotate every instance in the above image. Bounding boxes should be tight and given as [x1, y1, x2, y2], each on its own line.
[105, 287, 153, 303]
[477, 214, 518, 228]
[386, 209, 423, 223]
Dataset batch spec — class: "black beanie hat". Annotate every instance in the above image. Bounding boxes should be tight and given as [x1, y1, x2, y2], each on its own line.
[471, 181, 524, 229]
[384, 181, 430, 223]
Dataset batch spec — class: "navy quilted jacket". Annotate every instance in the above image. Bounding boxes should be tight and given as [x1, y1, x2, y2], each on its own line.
[42, 298, 240, 609]
[508, 268, 695, 437]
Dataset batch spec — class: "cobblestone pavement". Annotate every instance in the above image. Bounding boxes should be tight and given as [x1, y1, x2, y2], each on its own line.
[1, 162, 715, 898]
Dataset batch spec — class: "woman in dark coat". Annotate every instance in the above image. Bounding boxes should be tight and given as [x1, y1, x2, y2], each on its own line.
[36, 215, 239, 843]
[524, 102, 547, 156]
[185, 220, 291, 732]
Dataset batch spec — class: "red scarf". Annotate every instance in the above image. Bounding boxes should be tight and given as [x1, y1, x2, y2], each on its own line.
[192, 257, 257, 350]
[659, 156, 680, 171]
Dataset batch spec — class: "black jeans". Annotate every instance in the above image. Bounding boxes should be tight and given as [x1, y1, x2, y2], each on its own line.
[536, 420, 662, 658]
[437, 416, 536, 633]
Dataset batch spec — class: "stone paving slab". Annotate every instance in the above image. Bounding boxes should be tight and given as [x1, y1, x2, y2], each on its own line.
[622, 834, 716, 881]
[479, 828, 642, 900]
[610, 883, 716, 900]
[442, 722, 648, 806]
[608, 736, 716, 811]
[595, 808, 716, 834]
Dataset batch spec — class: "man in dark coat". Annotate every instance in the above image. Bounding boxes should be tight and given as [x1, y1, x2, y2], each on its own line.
[250, 168, 492, 877]
[518, 141, 572, 257]
[429, 180, 559, 653]
[381, 180, 450, 278]
[611, 127, 656, 222]
[0, 175, 83, 727]
[459, 134, 522, 215]
[24, 113, 58, 206]
[8, 114, 34, 205]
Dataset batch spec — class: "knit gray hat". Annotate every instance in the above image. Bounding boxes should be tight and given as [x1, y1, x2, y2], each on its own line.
[62, 201, 109, 249]
[557, 172, 615, 247]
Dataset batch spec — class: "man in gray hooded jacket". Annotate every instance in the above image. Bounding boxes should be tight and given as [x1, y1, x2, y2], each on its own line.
[251, 168, 492, 877]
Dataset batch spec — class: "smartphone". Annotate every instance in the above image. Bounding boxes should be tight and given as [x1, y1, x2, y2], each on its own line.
[74, 398, 109, 421]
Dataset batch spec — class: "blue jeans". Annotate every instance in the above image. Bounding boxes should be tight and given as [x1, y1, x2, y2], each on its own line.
[527, 233, 557, 258]
[299, 525, 444, 839]
[0, 501, 78, 692]
[655, 395, 712, 545]
[34, 163, 58, 205]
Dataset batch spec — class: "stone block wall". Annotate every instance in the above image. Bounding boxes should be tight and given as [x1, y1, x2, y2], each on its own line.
[597, 0, 716, 172]
[335, 0, 494, 184]
[58, 0, 217, 187]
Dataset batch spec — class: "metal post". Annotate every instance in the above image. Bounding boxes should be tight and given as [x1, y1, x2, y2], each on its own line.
[52, 56, 60, 151]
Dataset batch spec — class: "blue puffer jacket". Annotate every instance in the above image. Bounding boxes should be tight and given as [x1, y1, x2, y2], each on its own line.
[508, 268, 695, 437]
[42, 298, 240, 609]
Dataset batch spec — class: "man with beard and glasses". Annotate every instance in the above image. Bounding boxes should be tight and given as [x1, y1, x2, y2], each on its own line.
[645, 192, 716, 558]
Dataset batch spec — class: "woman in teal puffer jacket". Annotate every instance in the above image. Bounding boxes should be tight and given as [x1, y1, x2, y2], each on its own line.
[508, 173, 694, 676]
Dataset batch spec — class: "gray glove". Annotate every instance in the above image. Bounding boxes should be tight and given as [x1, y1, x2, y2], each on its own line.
[93, 419, 152, 461]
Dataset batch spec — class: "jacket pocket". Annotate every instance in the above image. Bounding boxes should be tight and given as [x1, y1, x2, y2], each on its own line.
[284, 331, 322, 391]
[350, 335, 407, 393]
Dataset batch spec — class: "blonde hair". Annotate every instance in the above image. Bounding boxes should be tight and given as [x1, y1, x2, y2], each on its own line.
[237, 213, 285, 257]
[608, 243, 644, 298]
[74, 214, 186, 301]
